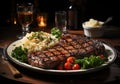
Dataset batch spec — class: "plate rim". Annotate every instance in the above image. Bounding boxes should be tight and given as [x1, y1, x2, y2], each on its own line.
[5, 40, 117, 75]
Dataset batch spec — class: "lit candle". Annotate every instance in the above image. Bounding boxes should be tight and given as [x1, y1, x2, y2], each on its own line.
[37, 15, 47, 28]
[14, 18, 17, 24]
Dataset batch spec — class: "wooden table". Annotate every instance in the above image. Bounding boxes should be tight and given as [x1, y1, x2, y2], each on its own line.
[0, 25, 120, 84]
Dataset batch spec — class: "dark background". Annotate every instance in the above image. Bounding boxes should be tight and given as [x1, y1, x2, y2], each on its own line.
[0, 0, 120, 27]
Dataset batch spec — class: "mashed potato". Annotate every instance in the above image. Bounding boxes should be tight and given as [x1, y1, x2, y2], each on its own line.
[20, 31, 59, 52]
[84, 19, 104, 27]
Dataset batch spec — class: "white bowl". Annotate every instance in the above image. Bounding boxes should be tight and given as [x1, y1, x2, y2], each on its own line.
[82, 23, 104, 38]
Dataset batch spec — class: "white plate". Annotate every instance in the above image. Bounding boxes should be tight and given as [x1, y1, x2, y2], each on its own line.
[5, 40, 117, 75]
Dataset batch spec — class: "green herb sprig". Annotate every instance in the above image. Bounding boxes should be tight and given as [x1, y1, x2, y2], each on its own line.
[11, 46, 28, 63]
[51, 27, 62, 39]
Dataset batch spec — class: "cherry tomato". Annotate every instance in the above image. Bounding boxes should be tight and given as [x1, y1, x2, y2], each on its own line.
[64, 62, 73, 70]
[72, 64, 80, 70]
[57, 62, 64, 70]
[67, 56, 75, 63]
[99, 54, 105, 59]
[57, 65, 64, 70]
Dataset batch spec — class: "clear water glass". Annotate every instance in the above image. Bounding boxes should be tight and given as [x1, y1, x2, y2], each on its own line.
[55, 11, 67, 33]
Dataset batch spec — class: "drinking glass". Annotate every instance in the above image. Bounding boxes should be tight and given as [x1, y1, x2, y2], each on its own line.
[17, 3, 33, 39]
[55, 11, 67, 33]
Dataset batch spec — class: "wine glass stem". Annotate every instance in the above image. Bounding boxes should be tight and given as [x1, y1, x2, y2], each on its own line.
[22, 25, 29, 36]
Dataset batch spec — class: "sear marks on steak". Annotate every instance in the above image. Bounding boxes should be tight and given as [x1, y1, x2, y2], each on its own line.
[27, 34, 105, 69]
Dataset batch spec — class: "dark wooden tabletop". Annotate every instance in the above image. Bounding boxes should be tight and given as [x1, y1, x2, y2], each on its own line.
[0, 25, 120, 84]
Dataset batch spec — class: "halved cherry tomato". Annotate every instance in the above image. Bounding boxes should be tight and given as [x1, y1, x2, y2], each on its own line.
[72, 64, 80, 70]
[64, 62, 73, 70]
[67, 56, 75, 64]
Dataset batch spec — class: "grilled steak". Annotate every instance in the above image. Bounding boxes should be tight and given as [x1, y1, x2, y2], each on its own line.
[27, 34, 105, 69]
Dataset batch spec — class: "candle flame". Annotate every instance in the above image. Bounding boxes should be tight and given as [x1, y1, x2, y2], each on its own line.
[14, 18, 16, 24]
[38, 16, 47, 27]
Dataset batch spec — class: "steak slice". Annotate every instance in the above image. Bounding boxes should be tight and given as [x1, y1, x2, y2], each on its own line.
[27, 34, 105, 69]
